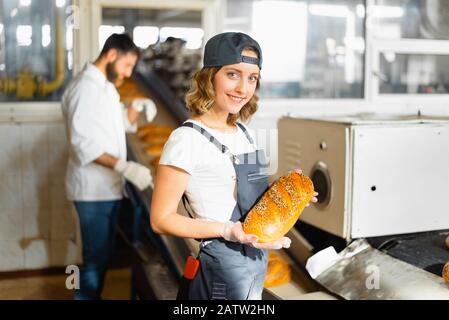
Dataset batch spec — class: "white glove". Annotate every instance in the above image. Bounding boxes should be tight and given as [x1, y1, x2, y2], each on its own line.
[122, 103, 138, 133]
[222, 221, 258, 244]
[252, 236, 291, 250]
[114, 159, 153, 191]
[132, 98, 157, 122]
[222, 221, 291, 250]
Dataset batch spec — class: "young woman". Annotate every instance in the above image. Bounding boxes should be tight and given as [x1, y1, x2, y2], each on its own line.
[150, 32, 318, 300]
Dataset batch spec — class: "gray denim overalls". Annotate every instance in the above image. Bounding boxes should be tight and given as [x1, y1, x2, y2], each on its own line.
[181, 120, 269, 300]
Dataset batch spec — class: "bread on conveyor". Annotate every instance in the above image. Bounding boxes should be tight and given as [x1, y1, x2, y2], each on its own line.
[264, 252, 291, 288]
[150, 156, 160, 168]
[243, 171, 314, 243]
[443, 262, 449, 283]
[445, 235, 449, 249]
[143, 134, 170, 145]
[137, 124, 174, 139]
[145, 143, 165, 157]
[116, 78, 146, 105]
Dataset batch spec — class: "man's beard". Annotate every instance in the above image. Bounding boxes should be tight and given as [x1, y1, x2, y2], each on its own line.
[106, 61, 123, 86]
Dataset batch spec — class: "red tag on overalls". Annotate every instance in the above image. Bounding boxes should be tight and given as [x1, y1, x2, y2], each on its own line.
[183, 256, 200, 280]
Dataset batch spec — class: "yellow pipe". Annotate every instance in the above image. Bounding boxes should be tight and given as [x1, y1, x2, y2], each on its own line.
[0, 77, 16, 95]
[37, 7, 65, 96]
[0, 70, 36, 99]
[16, 68, 37, 99]
[0, 7, 66, 99]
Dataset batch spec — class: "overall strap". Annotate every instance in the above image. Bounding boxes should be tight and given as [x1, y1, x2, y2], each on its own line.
[182, 194, 195, 219]
[235, 122, 254, 145]
[181, 121, 254, 154]
[181, 121, 230, 155]
[182, 194, 204, 243]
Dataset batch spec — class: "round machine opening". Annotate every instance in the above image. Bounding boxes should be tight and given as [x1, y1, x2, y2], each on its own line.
[310, 162, 332, 208]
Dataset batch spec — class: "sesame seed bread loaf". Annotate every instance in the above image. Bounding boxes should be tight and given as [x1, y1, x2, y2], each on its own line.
[243, 171, 314, 243]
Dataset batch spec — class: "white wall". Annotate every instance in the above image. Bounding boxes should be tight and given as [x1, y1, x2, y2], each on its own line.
[0, 119, 81, 271]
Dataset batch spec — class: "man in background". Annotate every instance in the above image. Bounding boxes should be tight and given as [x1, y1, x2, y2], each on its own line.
[61, 33, 152, 300]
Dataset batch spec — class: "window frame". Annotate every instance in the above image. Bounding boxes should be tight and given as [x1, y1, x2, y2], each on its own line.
[258, 0, 449, 111]
[367, 38, 449, 104]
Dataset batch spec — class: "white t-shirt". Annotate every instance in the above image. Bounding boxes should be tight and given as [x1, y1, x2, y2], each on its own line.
[62, 63, 128, 201]
[159, 119, 258, 222]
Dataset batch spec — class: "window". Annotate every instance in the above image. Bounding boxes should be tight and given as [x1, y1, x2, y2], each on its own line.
[133, 26, 159, 49]
[98, 25, 125, 49]
[42, 24, 51, 47]
[100, 8, 204, 101]
[379, 53, 449, 94]
[16, 25, 32, 46]
[159, 27, 204, 50]
[368, 1, 449, 99]
[0, 0, 74, 102]
[371, 0, 449, 40]
[225, 0, 365, 99]
[101, 8, 204, 51]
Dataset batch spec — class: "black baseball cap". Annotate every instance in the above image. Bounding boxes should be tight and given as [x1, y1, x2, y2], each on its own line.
[203, 32, 262, 69]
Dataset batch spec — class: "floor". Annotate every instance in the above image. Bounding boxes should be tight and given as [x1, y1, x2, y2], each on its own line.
[0, 267, 132, 300]
[0, 220, 136, 300]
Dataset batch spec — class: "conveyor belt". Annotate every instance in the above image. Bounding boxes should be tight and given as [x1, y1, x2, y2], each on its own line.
[367, 230, 449, 277]
[133, 71, 190, 124]
[315, 239, 449, 299]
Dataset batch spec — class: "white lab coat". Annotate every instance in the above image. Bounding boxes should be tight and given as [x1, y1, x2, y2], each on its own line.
[61, 63, 131, 201]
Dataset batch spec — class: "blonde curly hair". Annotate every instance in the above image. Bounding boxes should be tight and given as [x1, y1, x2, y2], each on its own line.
[185, 51, 261, 125]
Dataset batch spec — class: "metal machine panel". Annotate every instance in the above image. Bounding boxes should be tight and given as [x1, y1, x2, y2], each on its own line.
[351, 124, 449, 237]
[278, 117, 349, 238]
[279, 115, 449, 240]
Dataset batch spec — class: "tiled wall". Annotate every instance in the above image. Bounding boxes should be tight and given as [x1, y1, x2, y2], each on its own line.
[0, 122, 81, 272]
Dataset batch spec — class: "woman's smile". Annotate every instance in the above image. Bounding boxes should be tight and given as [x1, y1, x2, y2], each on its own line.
[226, 93, 246, 103]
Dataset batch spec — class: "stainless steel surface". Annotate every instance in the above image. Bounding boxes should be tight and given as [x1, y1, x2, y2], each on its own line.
[278, 117, 350, 238]
[315, 239, 449, 300]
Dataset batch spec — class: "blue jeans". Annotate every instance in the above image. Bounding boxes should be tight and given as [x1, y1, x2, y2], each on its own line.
[73, 200, 121, 300]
